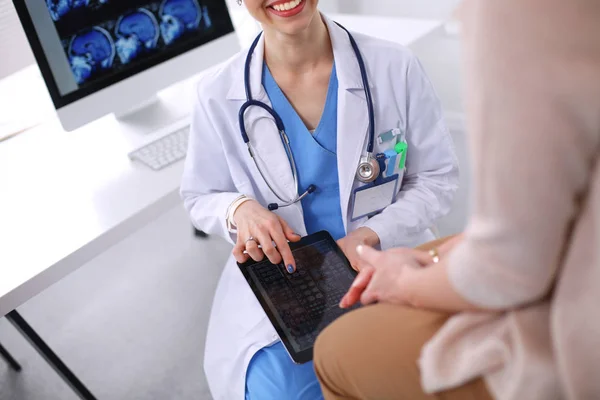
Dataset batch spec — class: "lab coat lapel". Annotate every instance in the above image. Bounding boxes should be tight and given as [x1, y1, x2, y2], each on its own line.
[337, 90, 369, 232]
[227, 34, 298, 203]
[324, 16, 372, 231]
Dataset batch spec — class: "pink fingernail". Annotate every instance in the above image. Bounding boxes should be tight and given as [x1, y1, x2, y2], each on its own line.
[356, 245, 364, 254]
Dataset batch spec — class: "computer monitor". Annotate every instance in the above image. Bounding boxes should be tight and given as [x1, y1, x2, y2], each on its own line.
[12, 0, 240, 131]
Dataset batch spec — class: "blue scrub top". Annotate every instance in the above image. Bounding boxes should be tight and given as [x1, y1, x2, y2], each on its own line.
[262, 64, 346, 240]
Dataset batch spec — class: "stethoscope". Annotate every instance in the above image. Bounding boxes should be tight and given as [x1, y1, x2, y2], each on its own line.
[238, 23, 379, 211]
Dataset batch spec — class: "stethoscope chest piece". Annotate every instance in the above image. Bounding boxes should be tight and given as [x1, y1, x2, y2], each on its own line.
[356, 154, 380, 183]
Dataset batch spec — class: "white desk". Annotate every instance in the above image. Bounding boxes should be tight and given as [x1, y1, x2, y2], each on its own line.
[0, 13, 442, 399]
[0, 73, 194, 318]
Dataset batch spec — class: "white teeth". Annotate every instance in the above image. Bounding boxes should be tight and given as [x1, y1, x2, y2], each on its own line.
[272, 0, 301, 12]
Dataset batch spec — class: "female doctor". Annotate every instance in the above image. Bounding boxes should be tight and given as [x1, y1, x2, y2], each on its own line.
[180, 0, 458, 399]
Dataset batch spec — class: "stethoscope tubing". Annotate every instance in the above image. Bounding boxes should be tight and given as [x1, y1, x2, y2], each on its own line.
[239, 22, 375, 209]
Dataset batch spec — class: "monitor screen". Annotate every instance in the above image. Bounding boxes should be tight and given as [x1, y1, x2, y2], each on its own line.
[14, 0, 235, 108]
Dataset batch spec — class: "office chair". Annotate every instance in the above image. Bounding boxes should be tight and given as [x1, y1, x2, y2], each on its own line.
[0, 341, 21, 371]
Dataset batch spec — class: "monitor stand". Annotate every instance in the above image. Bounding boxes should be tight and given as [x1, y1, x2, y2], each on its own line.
[114, 95, 185, 134]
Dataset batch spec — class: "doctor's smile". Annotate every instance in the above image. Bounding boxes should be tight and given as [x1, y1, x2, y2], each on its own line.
[266, 0, 306, 17]
[181, 0, 458, 398]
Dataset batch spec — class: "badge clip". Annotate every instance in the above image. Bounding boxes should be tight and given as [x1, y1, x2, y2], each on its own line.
[377, 128, 401, 145]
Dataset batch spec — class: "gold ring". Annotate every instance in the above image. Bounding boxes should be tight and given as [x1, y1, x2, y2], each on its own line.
[428, 248, 440, 264]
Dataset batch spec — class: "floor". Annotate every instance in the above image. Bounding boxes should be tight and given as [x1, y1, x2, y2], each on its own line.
[0, 127, 470, 400]
[0, 205, 232, 400]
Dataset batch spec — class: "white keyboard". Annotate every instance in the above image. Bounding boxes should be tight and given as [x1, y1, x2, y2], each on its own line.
[128, 124, 190, 171]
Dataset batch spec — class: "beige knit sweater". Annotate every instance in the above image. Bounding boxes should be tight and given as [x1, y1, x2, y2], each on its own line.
[418, 1, 600, 399]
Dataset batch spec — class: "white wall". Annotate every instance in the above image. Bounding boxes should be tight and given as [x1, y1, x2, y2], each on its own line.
[412, 32, 469, 235]
[317, 0, 340, 13]
[0, 0, 35, 79]
[337, 0, 465, 115]
[339, 0, 461, 19]
[411, 29, 464, 116]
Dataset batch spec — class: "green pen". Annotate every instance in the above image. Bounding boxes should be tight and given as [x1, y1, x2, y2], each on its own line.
[395, 141, 408, 170]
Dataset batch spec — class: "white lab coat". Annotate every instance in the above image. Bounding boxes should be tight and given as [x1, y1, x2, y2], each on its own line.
[180, 14, 458, 400]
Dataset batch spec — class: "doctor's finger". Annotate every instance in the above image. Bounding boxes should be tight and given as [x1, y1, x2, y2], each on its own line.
[277, 216, 301, 242]
[233, 234, 250, 264]
[232, 244, 250, 264]
[257, 231, 283, 265]
[272, 232, 295, 273]
[245, 237, 265, 262]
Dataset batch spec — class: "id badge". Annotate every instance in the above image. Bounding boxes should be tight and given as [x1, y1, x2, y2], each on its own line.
[350, 174, 399, 221]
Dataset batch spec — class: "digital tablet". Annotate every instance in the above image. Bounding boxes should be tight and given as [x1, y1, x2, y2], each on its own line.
[237, 230, 361, 364]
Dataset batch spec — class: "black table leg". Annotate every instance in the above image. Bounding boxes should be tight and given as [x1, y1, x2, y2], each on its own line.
[0, 342, 22, 371]
[6, 310, 97, 400]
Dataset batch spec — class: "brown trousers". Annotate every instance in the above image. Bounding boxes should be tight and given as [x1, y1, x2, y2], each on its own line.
[313, 237, 493, 400]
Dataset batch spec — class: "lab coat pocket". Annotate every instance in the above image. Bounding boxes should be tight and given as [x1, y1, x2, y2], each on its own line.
[375, 128, 407, 178]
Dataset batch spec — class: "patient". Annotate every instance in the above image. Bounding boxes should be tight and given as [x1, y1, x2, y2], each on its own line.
[313, 0, 600, 399]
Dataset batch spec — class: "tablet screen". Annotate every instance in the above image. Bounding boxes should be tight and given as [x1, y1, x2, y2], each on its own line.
[245, 237, 360, 354]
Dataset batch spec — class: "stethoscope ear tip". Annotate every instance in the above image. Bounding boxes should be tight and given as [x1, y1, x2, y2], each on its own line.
[268, 203, 279, 211]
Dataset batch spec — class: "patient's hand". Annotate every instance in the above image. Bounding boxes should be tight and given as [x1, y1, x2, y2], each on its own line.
[416, 233, 464, 255]
[339, 246, 430, 308]
[337, 227, 380, 271]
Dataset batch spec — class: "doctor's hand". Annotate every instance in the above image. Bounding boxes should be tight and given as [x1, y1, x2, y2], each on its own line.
[232, 200, 301, 272]
[337, 227, 380, 271]
[339, 245, 430, 308]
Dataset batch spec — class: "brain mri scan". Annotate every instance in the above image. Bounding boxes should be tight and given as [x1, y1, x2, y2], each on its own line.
[68, 26, 115, 83]
[46, 0, 219, 88]
[115, 9, 160, 64]
[159, 0, 210, 45]
[46, 0, 109, 21]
